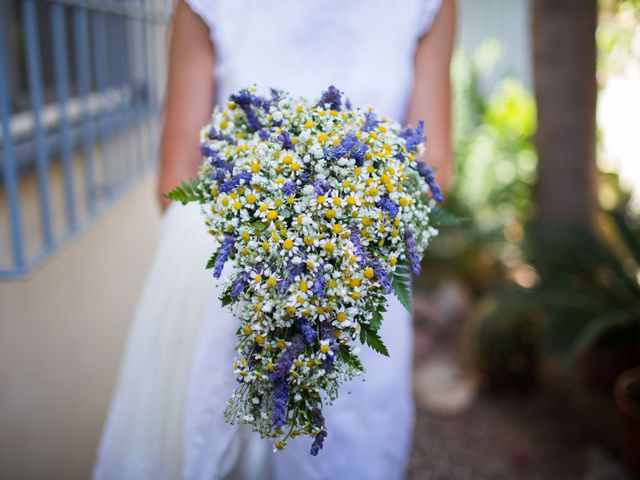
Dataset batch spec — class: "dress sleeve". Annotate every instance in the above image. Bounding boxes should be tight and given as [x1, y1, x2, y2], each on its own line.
[416, 0, 444, 38]
[183, 0, 216, 33]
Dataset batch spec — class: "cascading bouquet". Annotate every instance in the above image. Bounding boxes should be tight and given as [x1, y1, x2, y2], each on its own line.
[167, 86, 443, 455]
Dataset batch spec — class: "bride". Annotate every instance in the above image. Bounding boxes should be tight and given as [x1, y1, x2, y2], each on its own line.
[93, 0, 455, 479]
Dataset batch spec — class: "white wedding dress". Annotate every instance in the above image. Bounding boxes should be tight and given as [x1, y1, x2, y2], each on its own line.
[93, 1, 443, 479]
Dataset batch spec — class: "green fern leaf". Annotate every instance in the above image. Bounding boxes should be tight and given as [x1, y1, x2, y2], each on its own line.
[390, 258, 413, 313]
[359, 323, 390, 357]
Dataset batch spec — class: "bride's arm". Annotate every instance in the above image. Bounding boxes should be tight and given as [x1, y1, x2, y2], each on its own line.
[158, 0, 216, 211]
[405, 0, 456, 195]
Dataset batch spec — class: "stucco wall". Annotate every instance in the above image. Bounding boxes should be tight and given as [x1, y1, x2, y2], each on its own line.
[0, 177, 161, 480]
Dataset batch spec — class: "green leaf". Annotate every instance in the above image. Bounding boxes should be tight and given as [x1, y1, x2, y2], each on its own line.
[251, 220, 268, 232]
[369, 303, 386, 332]
[220, 286, 235, 307]
[164, 177, 206, 204]
[390, 258, 413, 313]
[430, 206, 467, 226]
[205, 251, 219, 270]
[359, 323, 390, 357]
[337, 347, 365, 372]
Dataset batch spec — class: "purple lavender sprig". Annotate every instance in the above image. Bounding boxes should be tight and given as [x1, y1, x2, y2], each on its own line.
[405, 229, 421, 276]
[361, 111, 380, 133]
[310, 407, 328, 456]
[201, 146, 233, 172]
[219, 172, 252, 193]
[210, 168, 227, 182]
[298, 318, 318, 344]
[349, 227, 366, 263]
[278, 131, 294, 150]
[312, 271, 326, 298]
[269, 335, 306, 382]
[316, 85, 342, 111]
[313, 179, 332, 196]
[269, 335, 306, 429]
[230, 90, 263, 131]
[213, 236, 235, 278]
[377, 196, 399, 219]
[231, 272, 249, 297]
[416, 161, 444, 203]
[272, 379, 288, 430]
[368, 257, 392, 294]
[401, 120, 426, 152]
[283, 181, 296, 197]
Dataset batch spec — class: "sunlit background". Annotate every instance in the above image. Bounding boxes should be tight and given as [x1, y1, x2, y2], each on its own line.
[1, 1, 639, 479]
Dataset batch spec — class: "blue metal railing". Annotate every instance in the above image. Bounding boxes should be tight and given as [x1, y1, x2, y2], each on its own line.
[0, 0, 171, 278]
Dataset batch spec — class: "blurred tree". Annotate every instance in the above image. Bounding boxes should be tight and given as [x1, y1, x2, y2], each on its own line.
[532, 0, 598, 228]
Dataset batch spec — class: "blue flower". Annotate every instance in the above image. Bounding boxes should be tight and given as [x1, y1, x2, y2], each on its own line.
[394, 151, 406, 162]
[377, 196, 399, 219]
[200, 145, 217, 158]
[351, 143, 368, 166]
[313, 179, 331, 196]
[311, 271, 326, 298]
[278, 131, 294, 150]
[258, 129, 270, 141]
[405, 229, 421, 276]
[324, 144, 347, 162]
[272, 378, 288, 429]
[202, 145, 233, 171]
[349, 227, 366, 263]
[324, 133, 368, 165]
[368, 257, 392, 293]
[316, 85, 342, 111]
[231, 272, 249, 297]
[277, 262, 304, 293]
[213, 236, 235, 278]
[251, 94, 270, 111]
[230, 90, 263, 131]
[310, 407, 327, 456]
[270, 88, 281, 101]
[416, 161, 444, 203]
[219, 172, 252, 193]
[402, 120, 426, 152]
[210, 168, 228, 182]
[361, 111, 380, 133]
[207, 126, 234, 143]
[270, 334, 306, 382]
[283, 181, 296, 197]
[299, 170, 312, 185]
[298, 318, 317, 344]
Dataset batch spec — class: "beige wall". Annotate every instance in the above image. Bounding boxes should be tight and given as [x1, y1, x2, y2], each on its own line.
[0, 177, 162, 480]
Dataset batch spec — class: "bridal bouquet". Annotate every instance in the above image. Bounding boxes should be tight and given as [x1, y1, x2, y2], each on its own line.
[168, 86, 442, 455]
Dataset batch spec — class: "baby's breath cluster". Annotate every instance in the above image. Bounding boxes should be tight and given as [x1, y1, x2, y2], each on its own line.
[168, 86, 441, 455]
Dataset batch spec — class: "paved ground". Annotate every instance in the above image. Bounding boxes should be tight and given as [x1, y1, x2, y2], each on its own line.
[407, 382, 627, 479]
